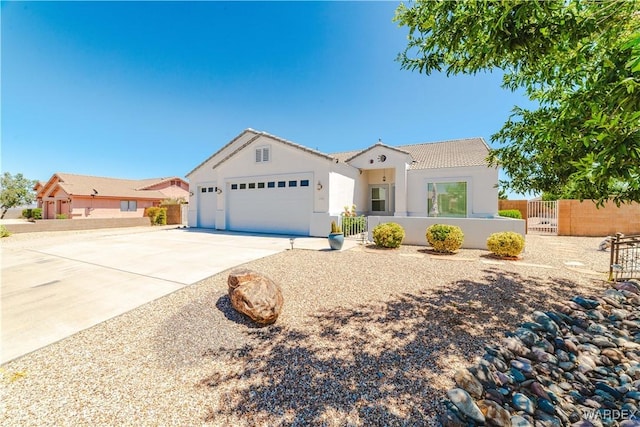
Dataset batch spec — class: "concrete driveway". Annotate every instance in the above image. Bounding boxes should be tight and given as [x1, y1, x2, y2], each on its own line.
[1, 227, 342, 364]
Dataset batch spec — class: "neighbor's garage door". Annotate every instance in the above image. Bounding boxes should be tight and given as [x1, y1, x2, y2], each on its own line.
[197, 185, 217, 228]
[226, 176, 312, 235]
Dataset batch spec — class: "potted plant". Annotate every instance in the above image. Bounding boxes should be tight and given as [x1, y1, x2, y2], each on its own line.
[328, 220, 344, 250]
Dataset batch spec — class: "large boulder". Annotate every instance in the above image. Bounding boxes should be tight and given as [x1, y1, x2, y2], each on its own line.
[228, 269, 283, 324]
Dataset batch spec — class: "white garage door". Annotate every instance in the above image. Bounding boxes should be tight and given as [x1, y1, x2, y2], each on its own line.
[197, 185, 217, 228]
[226, 175, 313, 235]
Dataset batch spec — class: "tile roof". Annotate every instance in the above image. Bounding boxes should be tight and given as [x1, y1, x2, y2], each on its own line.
[50, 173, 180, 199]
[332, 137, 490, 170]
[189, 129, 490, 176]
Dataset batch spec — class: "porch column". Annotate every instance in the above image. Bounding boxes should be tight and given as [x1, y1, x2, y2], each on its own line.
[394, 164, 409, 216]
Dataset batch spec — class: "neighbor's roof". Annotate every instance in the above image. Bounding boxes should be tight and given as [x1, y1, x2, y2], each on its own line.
[332, 137, 490, 170]
[43, 173, 183, 199]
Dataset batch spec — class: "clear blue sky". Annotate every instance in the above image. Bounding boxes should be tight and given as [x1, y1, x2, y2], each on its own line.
[2, 1, 531, 196]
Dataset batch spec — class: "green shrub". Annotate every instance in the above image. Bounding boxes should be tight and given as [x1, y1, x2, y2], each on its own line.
[426, 224, 464, 253]
[56, 214, 68, 219]
[21, 208, 42, 219]
[145, 207, 167, 225]
[487, 231, 525, 257]
[498, 209, 523, 219]
[372, 222, 405, 248]
[0, 225, 11, 238]
[156, 207, 167, 225]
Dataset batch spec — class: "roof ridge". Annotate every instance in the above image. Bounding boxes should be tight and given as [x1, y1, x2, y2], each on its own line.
[397, 137, 485, 148]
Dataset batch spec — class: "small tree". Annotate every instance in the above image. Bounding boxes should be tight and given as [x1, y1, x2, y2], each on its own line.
[1, 173, 37, 219]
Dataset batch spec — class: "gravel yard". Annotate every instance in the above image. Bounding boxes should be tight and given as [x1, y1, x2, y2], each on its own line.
[1, 234, 612, 426]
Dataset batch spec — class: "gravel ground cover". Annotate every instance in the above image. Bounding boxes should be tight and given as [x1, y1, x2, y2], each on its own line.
[1, 234, 612, 426]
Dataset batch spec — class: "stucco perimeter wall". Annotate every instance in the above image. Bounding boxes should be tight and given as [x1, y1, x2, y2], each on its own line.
[367, 216, 526, 249]
[4, 217, 152, 234]
[557, 200, 640, 236]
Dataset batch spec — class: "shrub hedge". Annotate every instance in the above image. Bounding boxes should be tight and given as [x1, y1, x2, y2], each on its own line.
[498, 209, 523, 219]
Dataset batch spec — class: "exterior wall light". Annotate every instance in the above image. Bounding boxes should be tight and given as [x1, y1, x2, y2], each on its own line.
[215, 187, 222, 194]
[317, 181, 323, 190]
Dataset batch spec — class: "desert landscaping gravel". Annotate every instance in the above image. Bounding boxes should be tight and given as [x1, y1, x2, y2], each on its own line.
[1, 233, 613, 426]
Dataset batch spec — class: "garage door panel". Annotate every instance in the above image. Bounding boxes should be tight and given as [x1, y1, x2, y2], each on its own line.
[197, 185, 217, 228]
[227, 176, 312, 235]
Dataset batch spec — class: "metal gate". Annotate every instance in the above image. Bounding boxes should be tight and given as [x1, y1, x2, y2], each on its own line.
[609, 233, 640, 281]
[527, 200, 558, 235]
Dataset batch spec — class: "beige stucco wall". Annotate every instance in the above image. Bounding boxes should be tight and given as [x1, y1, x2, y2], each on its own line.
[406, 165, 498, 218]
[187, 133, 356, 236]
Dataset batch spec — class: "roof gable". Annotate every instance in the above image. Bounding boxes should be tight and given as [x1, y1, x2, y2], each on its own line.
[344, 141, 412, 164]
[190, 128, 338, 173]
[186, 128, 259, 177]
[331, 137, 490, 170]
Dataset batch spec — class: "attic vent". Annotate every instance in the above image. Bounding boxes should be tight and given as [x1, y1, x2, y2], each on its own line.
[256, 146, 270, 163]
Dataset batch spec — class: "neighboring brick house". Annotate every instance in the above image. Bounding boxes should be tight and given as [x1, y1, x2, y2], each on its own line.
[35, 173, 189, 219]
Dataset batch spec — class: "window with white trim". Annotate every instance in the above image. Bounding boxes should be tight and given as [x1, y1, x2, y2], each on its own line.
[255, 146, 270, 163]
[370, 186, 387, 212]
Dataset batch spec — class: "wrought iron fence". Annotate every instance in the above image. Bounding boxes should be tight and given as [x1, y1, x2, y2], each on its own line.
[609, 233, 640, 281]
[341, 215, 367, 239]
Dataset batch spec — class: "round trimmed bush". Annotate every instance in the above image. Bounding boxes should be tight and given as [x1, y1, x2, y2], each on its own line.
[372, 222, 405, 248]
[426, 224, 464, 253]
[487, 231, 525, 257]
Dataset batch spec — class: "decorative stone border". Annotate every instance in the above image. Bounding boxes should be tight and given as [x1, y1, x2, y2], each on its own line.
[442, 280, 640, 426]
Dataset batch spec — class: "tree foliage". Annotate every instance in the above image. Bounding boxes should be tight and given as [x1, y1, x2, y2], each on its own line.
[395, 0, 640, 205]
[0, 172, 37, 219]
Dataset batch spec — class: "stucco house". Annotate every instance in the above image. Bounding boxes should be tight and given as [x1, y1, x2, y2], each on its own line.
[186, 129, 499, 237]
[35, 173, 189, 219]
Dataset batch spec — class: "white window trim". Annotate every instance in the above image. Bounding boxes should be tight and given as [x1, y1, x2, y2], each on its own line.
[425, 178, 470, 218]
[255, 145, 271, 163]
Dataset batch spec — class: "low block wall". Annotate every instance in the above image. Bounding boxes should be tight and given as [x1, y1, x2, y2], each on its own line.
[367, 216, 526, 249]
[558, 200, 640, 236]
[162, 204, 183, 225]
[4, 217, 152, 234]
[498, 199, 527, 220]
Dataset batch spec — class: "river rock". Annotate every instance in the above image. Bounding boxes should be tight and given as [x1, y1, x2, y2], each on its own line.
[442, 285, 640, 426]
[477, 399, 511, 427]
[447, 388, 485, 423]
[454, 369, 483, 399]
[512, 392, 535, 415]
